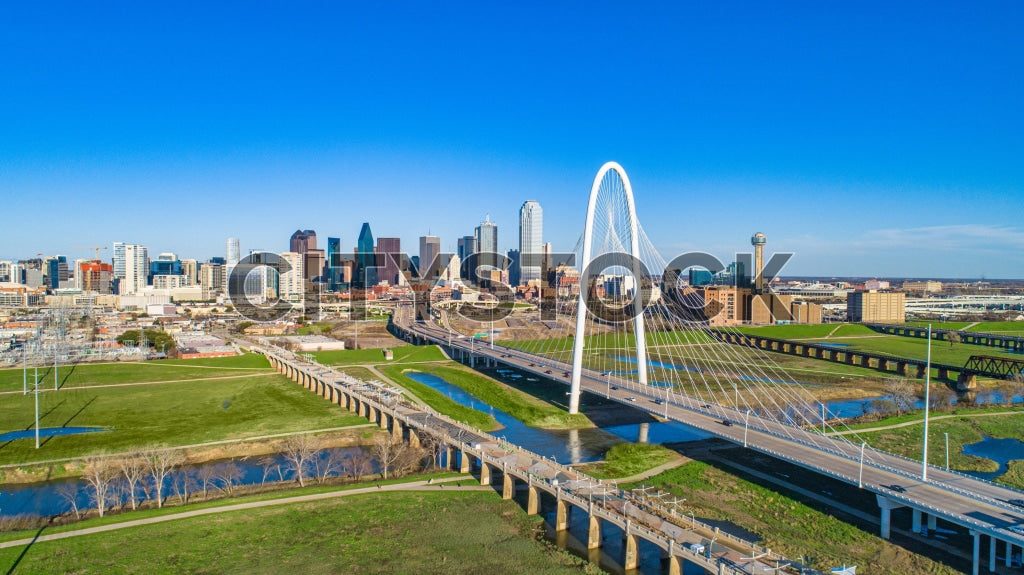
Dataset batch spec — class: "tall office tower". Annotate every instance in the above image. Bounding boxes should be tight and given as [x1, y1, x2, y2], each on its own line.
[419, 235, 441, 279]
[226, 238, 240, 267]
[278, 252, 305, 302]
[304, 249, 324, 283]
[122, 244, 150, 295]
[181, 259, 199, 286]
[376, 237, 401, 286]
[112, 242, 126, 280]
[0, 261, 12, 283]
[474, 215, 498, 273]
[356, 222, 376, 288]
[289, 229, 317, 253]
[46, 255, 69, 289]
[80, 261, 113, 294]
[200, 262, 225, 299]
[457, 235, 477, 261]
[751, 232, 766, 294]
[518, 200, 543, 285]
[326, 237, 342, 291]
[149, 253, 183, 284]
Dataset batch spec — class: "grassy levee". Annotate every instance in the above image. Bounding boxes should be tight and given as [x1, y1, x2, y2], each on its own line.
[848, 406, 1024, 482]
[964, 321, 1024, 336]
[375, 364, 498, 431]
[732, 323, 877, 339]
[630, 461, 962, 575]
[312, 345, 447, 366]
[906, 321, 973, 330]
[0, 355, 273, 393]
[576, 443, 679, 479]
[0, 490, 602, 575]
[804, 334, 1022, 366]
[407, 364, 591, 429]
[0, 361, 368, 466]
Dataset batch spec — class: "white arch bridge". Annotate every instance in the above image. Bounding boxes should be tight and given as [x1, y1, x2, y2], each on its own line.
[395, 162, 1024, 575]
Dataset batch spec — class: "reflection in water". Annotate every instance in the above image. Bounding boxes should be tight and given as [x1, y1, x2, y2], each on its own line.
[962, 435, 1024, 479]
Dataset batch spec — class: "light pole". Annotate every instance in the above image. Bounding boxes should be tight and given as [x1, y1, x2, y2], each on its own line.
[944, 432, 950, 471]
[34, 369, 40, 449]
[743, 410, 751, 448]
[821, 403, 826, 434]
[858, 441, 866, 488]
[922, 324, 932, 482]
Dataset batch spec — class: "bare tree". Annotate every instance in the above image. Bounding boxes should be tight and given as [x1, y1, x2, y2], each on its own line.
[282, 435, 320, 487]
[393, 445, 426, 478]
[884, 378, 917, 415]
[212, 462, 244, 496]
[870, 398, 897, 418]
[418, 431, 447, 471]
[82, 454, 117, 517]
[196, 465, 217, 499]
[372, 434, 407, 480]
[258, 455, 279, 487]
[342, 450, 374, 481]
[118, 452, 146, 510]
[929, 384, 957, 411]
[143, 448, 184, 508]
[947, 331, 961, 348]
[56, 482, 82, 520]
[171, 469, 196, 505]
[314, 449, 344, 484]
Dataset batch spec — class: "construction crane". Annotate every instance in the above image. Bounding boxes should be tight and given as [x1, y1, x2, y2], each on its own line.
[73, 245, 108, 261]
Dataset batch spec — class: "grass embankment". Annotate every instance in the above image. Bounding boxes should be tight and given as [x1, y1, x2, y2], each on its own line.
[633, 461, 961, 575]
[375, 364, 498, 431]
[411, 364, 590, 429]
[576, 443, 679, 479]
[850, 407, 1024, 486]
[313, 345, 447, 366]
[0, 490, 601, 575]
[0, 355, 367, 468]
[965, 321, 1024, 336]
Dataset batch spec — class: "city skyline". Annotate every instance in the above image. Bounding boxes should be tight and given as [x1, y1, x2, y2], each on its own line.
[2, 3, 1022, 278]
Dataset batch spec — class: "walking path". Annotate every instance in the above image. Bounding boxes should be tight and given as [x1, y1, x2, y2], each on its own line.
[0, 476, 478, 550]
[599, 456, 690, 484]
[828, 410, 1019, 436]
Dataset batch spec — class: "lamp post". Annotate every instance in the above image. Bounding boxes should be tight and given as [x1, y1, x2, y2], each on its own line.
[944, 432, 950, 471]
[922, 324, 932, 482]
[743, 410, 751, 448]
[34, 369, 40, 449]
[858, 441, 866, 488]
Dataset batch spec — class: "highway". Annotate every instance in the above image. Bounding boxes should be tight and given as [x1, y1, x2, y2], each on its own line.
[392, 304, 1024, 573]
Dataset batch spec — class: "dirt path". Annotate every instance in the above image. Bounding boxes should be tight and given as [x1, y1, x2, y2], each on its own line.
[0, 476, 479, 550]
[826, 325, 843, 338]
[599, 456, 690, 484]
[828, 410, 1019, 436]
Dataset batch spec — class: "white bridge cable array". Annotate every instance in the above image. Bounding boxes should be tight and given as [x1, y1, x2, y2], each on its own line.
[498, 163, 878, 464]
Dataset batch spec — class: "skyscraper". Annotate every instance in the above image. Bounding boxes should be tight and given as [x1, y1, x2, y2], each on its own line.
[46, 255, 69, 290]
[419, 235, 440, 279]
[474, 215, 498, 274]
[518, 200, 543, 285]
[356, 223, 375, 288]
[122, 244, 149, 295]
[290, 229, 317, 253]
[226, 238, 240, 267]
[457, 235, 477, 261]
[112, 242, 126, 281]
[376, 237, 401, 285]
[326, 237, 342, 291]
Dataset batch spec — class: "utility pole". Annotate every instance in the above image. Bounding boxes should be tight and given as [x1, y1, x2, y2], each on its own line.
[922, 324, 932, 482]
[34, 369, 40, 449]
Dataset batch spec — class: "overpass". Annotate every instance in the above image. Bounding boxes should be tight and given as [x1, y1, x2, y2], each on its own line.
[390, 306, 1024, 575]
[252, 337, 807, 575]
[866, 323, 1024, 355]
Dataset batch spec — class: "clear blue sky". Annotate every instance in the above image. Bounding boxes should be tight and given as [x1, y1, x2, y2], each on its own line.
[1, 2, 1022, 278]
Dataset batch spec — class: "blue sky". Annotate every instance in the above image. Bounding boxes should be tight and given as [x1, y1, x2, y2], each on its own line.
[1, 2, 1022, 278]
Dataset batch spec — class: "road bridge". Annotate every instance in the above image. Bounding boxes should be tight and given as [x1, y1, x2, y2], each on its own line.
[253, 338, 805, 575]
[389, 307, 1024, 575]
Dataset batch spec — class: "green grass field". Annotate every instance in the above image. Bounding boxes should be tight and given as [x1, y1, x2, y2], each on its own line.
[313, 345, 447, 366]
[576, 443, 678, 479]
[0, 356, 367, 466]
[0, 490, 601, 575]
[633, 461, 961, 575]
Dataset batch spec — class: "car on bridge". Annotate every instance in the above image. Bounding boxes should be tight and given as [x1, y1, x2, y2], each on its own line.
[626, 396, 636, 402]
[884, 484, 906, 493]
[719, 420, 733, 427]
[1008, 499, 1024, 508]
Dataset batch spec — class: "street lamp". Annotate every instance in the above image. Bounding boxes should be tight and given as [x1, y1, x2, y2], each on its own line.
[743, 410, 751, 448]
[944, 432, 950, 471]
[858, 441, 866, 488]
[922, 324, 933, 482]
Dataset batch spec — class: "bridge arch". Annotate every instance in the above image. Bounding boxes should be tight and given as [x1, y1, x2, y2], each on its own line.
[569, 162, 648, 414]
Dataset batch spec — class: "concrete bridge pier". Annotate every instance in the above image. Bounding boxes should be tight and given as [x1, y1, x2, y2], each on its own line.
[665, 540, 682, 575]
[876, 494, 905, 539]
[623, 520, 639, 571]
[971, 530, 981, 575]
[391, 419, 403, 441]
[479, 460, 491, 485]
[527, 481, 540, 515]
[637, 422, 650, 444]
[458, 450, 471, 474]
[587, 508, 601, 549]
[408, 427, 420, 449]
[379, 411, 389, 430]
[555, 496, 570, 531]
[502, 469, 514, 500]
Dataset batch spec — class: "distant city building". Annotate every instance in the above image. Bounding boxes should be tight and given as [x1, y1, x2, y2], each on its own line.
[278, 252, 305, 302]
[45, 255, 69, 290]
[356, 222, 376, 288]
[112, 242, 127, 281]
[864, 279, 890, 290]
[79, 261, 113, 294]
[304, 249, 325, 284]
[289, 229, 317, 254]
[122, 244, 149, 295]
[474, 215, 498, 279]
[507, 249, 521, 287]
[181, 259, 199, 286]
[326, 237, 343, 291]
[149, 253, 183, 284]
[419, 235, 441, 280]
[847, 290, 906, 323]
[0, 261, 11, 283]
[153, 275, 189, 290]
[518, 200, 543, 285]
[226, 238, 240, 267]
[902, 280, 943, 294]
[376, 237, 402, 286]
[688, 268, 714, 287]
[457, 235, 477, 261]
[200, 263, 225, 299]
